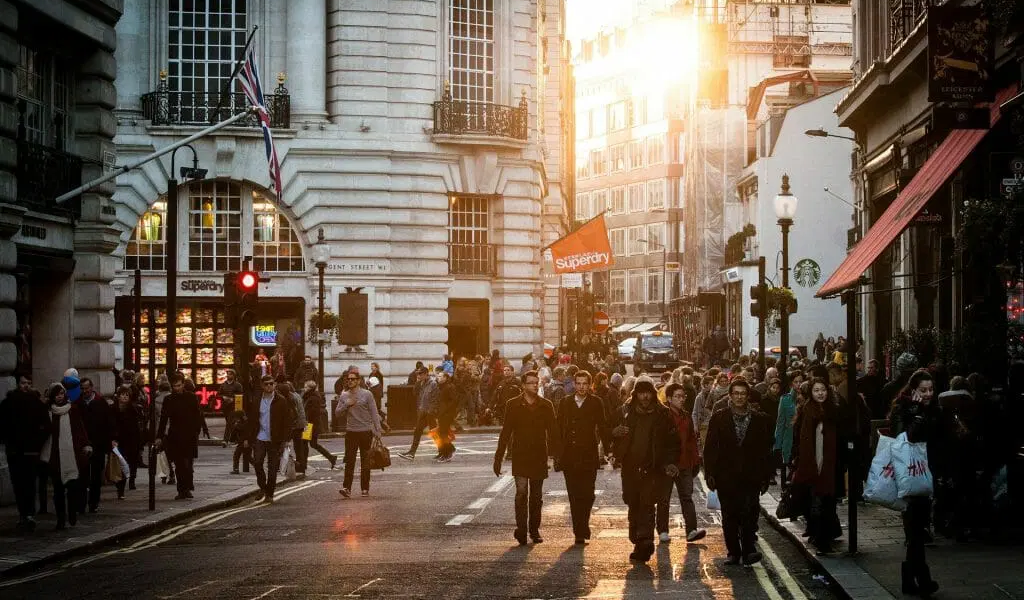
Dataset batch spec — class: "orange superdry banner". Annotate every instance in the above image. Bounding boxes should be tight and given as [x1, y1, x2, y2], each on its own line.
[548, 213, 615, 274]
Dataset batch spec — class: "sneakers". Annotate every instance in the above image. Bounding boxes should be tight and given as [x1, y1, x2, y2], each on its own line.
[398, 451, 415, 461]
[339, 488, 351, 498]
[686, 529, 708, 543]
[659, 532, 671, 544]
[361, 490, 369, 497]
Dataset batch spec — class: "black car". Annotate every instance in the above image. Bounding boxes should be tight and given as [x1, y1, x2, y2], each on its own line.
[632, 331, 681, 374]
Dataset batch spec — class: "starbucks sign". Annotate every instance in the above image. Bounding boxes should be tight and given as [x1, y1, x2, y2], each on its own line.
[793, 259, 821, 288]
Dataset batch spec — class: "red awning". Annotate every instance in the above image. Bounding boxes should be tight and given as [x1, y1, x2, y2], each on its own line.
[816, 85, 1018, 298]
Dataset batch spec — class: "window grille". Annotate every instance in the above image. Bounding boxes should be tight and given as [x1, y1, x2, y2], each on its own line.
[125, 201, 168, 271]
[252, 190, 305, 272]
[448, 0, 494, 105]
[188, 180, 242, 271]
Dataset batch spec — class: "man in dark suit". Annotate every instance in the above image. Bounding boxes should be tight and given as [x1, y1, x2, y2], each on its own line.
[555, 369, 612, 545]
[156, 374, 203, 500]
[77, 377, 116, 513]
[246, 374, 295, 503]
[494, 370, 560, 546]
[703, 377, 772, 566]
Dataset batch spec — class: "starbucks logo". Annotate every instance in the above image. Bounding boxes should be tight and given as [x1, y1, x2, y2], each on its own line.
[794, 259, 821, 288]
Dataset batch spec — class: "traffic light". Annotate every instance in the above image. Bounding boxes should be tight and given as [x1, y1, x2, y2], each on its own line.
[749, 284, 766, 319]
[224, 271, 239, 327]
[237, 270, 259, 327]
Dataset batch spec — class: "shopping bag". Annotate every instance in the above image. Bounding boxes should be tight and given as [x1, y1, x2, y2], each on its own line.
[706, 489, 721, 511]
[156, 452, 170, 479]
[112, 447, 131, 478]
[367, 436, 391, 471]
[301, 423, 313, 441]
[776, 482, 811, 520]
[891, 432, 933, 499]
[864, 434, 905, 510]
[104, 453, 124, 484]
[279, 441, 296, 479]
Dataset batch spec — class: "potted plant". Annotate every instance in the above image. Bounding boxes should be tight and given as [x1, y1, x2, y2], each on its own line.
[766, 286, 798, 313]
[308, 310, 339, 344]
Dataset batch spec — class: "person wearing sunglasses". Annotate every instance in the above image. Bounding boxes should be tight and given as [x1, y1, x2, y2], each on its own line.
[335, 369, 382, 498]
[245, 375, 294, 503]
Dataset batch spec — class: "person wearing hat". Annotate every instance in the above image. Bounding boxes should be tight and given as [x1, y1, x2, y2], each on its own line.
[880, 352, 918, 413]
[611, 375, 681, 563]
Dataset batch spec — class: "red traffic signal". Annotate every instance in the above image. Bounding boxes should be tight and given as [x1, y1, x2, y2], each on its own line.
[238, 271, 258, 290]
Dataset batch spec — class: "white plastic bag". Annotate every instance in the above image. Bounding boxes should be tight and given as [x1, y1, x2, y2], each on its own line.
[891, 432, 933, 499]
[278, 441, 296, 479]
[864, 434, 906, 510]
[706, 490, 721, 511]
[156, 452, 170, 479]
[112, 447, 131, 478]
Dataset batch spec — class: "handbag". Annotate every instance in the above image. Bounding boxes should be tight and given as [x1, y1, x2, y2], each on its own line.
[864, 434, 906, 510]
[301, 423, 313, 441]
[156, 452, 170, 479]
[367, 435, 391, 470]
[775, 482, 811, 520]
[104, 452, 124, 484]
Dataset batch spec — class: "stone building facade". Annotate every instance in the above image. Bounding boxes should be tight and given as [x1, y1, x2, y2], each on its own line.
[110, 0, 571, 394]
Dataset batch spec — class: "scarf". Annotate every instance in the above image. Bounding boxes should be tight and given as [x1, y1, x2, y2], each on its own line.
[39, 403, 79, 484]
[731, 408, 751, 444]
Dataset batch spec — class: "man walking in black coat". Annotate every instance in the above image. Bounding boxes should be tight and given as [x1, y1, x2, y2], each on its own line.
[703, 378, 772, 566]
[0, 375, 50, 530]
[494, 370, 560, 546]
[156, 374, 203, 500]
[77, 377, 116, 513]
[246, 374, 295, 502]
[612, 376, 681, 563]
[555, 370, 612, 545]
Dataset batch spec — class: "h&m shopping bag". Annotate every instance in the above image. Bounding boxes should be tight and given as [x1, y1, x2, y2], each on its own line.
[864, 434, 906, 510]
[891, 432, 933, 499]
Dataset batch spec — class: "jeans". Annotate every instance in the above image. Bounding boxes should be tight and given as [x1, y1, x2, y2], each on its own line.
[233, 442, 252, 471]
[343, 431, 374, 491]
[719, 486, 759, 558]
[514, 476, 544, 536]
[78, 450, 107, 512]
[563, 468, 597, 539]
[657, 468, 698, 534]
[253, 440, 283, 498]
[407, 411, 435, 455]
[6, 452, 38, 519]
[293, 430, 309, 474]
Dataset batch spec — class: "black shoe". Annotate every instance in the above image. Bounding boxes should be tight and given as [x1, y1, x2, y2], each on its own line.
[55, 521, 66, 531]
[128, 480, 136, 491]
[575, 538, 587, 545]
[184, 491, 194, 499]
[743, 552, 763, 565]
[724, 555, 741, 565]
[231, 469, 241, 474]
[88, 506, 97, 514]
[531, 534, 543, 544]
[174, 493, 188, 500]
[901, 562, 919, 595]
[514, 531, 527, 546]
[68, 512, 77, 526]
[339, 488, 351, 498]
[329, 456, 338, 470]
[915, 564, 939, 597]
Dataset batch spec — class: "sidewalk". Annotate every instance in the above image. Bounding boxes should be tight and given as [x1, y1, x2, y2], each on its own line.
[0, 444, 264, 577]
[759, 487, 1024, 599]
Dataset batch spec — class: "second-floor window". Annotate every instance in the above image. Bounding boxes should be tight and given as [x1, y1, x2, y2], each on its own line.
[647, 179, 666, 210]
[168, 0, 248, 120]
[17, 45, 72, 149]
[647, 135, 664, 165]
[610, 270, 625, 304]
[627, 269, 645, 304]
[125, 201, 168, 272]
[611, 186, 626, 214]
[629, 139, 644, 169]
[449, 194, 490, 246]
[449, 0, 494, 105]
[610, 228, 625, 257]
[628, 183, 645, 213]
[189, 180, 242, 272]
[610, 144, 626, 172]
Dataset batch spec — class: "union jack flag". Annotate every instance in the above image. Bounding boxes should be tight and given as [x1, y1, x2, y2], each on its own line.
[236, 47, 282, 199]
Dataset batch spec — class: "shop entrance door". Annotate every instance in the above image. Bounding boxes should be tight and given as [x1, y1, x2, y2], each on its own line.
[447, 299, 489, 359]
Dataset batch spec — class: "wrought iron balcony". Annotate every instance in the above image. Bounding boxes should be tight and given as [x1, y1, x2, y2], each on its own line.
[17, 140, 82, 217]
[890, 0, 928, 50]
[141, 75, 290, 128]
[448, 243, 497, 276]
[433, 85, 528, 141]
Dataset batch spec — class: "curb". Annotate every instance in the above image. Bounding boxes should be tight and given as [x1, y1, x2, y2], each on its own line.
[0, 484, 264, 579]
[758, 494, 896, 600]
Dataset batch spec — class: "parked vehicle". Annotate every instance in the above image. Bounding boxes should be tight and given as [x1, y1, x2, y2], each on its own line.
[632, 331, 681, 373]
[748, 346, 803, 364]
[618, 337, 638, 361]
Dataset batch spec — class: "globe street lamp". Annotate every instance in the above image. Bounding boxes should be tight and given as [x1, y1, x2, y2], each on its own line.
[312, 228, 330, 403]
[774, 174, 798, 377]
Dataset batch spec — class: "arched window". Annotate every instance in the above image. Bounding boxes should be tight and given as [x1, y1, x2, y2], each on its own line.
[124, 181, 305, 273]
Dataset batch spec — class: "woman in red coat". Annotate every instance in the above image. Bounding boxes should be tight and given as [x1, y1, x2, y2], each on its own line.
[40, 383, 91, 530]
[657, 383, 708, 544]
[791, 377, 841, 554]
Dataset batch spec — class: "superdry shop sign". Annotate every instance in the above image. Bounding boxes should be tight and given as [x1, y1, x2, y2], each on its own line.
[179, 278, 225, 295]
[927, 4, 994, 102]
[547, 214, 615, 274]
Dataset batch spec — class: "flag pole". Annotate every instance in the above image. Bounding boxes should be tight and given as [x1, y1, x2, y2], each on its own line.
[542, 210, 609, 251]
[209, 25, 260, 124]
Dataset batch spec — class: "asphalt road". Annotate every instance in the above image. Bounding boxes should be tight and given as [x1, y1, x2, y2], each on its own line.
[0, 433, 841, 599]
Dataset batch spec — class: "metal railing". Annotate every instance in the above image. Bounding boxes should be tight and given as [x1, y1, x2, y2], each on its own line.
[17, 140, 82, 216]
[141, 86, 290, 128]
[890, 0, 928, 50]
[447, 243, 497, 276]
[433, 86, 528, 140]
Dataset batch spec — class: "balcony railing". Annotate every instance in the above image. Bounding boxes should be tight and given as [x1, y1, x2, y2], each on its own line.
[141, 77, 290, 128]
[17, 140, 82, 217]
[890, 0, 928, 50]
[448, 243, 497, 276]
[433, 86, 528, 141]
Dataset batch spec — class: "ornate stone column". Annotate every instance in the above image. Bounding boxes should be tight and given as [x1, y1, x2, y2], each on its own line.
[287, 0, 328, 122]
[0, 1, 20, 398]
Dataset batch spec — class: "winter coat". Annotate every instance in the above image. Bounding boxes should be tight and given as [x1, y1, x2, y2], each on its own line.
[888, 395, 945, 475]
[495, 393, 560, 480]
[46, 404, 91, 477]
[290, 392, 307, 431]
[791, 399, 838, 496]
[774, 391, 797, 462]
[246, 391, 295, 444]
[704, 408, 772, 494]
[79, 393, 116, 451]
[114, 403, 143, 467]
[292, 363, 319, 389]
[667, 406, 701, 471]
[555, 393, 611, 471]
[303, 389, 327, 436]
[158, 392, 203, 460]
[0, 389, 49, 455]
[415, 378, 440, 415]
[614, 401, 680, 474]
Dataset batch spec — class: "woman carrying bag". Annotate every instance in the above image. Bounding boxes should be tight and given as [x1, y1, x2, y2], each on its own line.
[889, 369, 942, 597]
[39, 383, 91, 530]
[113, 385, 142, 498]
[790, 377, 841, 555]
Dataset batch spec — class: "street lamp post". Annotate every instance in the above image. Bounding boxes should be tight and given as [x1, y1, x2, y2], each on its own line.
[312, 228, 330, 406]
[774, 174, 798, 378]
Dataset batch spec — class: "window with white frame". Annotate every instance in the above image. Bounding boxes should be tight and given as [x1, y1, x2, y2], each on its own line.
[252, 190, 305, 272]
[666, 271, 680, 300]
[627, 269, 646, 304]
[645, 222, 665, 251]
[187, 181, 243, 271]
[168, 0, 248, 122]
[125, 200, 168, 272]
[448, 0, 495, 105]
[591, 149, 607, 176]
[449, 194, 490, 245]
[593, 189, 609, 213]
[647, 179, 666, 210]
[628, 183, 645, 213]
[647, 267, 663, 305]
[627, 225, 645, 256]
[610, 270, 626, 304]
[610, 228, 625, 257]
[646, 135, 664, 164]
[611, 186, 626, 214]
[610, 144, 626, 172]
[575, 192, 589, 220]
[629, 139, 644, 169]
[576, 157, 590, 180]
[17, 45, 72, 149]
[608, 101, 626, 131]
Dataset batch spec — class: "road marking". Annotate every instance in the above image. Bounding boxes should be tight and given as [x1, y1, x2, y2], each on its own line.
[0, 569, 60, 589]
[281, 529, 298, 537]
[465, 498, 491, 510]
[486, 474, 514, 494]
[445, 514, 474, 526]
[249, 585, 286, 599]
[751, 563, 787, 600]
[758, 537, 810, 600]
[345, 577, 382, 597]
[156, 580, 223, 599]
